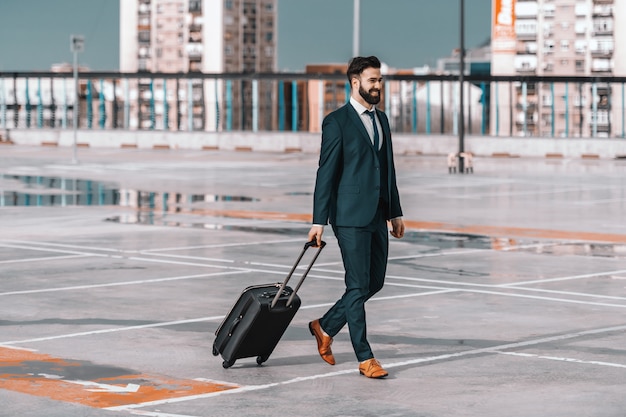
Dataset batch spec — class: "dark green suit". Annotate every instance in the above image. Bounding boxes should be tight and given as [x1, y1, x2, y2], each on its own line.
[312, 102, 402, 362]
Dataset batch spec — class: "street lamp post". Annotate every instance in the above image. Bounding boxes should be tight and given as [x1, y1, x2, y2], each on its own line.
[458, 0, 465, 174]
[353, 0, 360, 57]
[70, 34, 84, 164]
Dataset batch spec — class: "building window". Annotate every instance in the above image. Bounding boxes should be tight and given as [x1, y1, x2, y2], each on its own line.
[575, 60, 584, 72]
[138, 31, 151, 43]
[515, 19, 537, 36]
[225, 0, 233, 10]
[543, 23, 553, 37]
[593, 18, 613, 34]
[544, 40, 555, 54]
[560, 40, 569, 51]
[189, 0, 201, 12]
[265, 32, 273, 42]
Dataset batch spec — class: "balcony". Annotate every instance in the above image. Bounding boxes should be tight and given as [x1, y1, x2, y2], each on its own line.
[592, 19, 613, 36]
[591, 58, 613, 72]
[516, 102, 537, 112]
[589, 111, 610, 126]
[515, 82, 537, 95]
[590, 47, 613, 57]
[593, 5, 613, 16]
[515, 62, 537, 74]
[516, 41, 537, 54]
[189, 0, 201, 13]
[516, 31, 537, 41]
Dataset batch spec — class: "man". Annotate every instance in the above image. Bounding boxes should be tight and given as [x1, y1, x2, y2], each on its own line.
[307, 56, 405, 379]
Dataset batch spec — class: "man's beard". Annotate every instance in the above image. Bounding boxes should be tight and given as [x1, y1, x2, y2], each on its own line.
[359, 85, 381, 105]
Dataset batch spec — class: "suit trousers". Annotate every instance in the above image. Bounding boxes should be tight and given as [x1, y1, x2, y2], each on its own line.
[320, 202, 389, 362]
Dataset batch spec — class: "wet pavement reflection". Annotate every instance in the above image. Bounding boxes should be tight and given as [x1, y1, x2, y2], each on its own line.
[5, 174, 625, 260]
[0, 174, 256, 209]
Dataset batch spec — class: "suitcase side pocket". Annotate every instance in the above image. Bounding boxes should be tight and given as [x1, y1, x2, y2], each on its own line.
[215, 297, 253, 353]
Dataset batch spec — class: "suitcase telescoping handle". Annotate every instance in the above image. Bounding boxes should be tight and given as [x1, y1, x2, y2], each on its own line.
[271, 239, 326, 309]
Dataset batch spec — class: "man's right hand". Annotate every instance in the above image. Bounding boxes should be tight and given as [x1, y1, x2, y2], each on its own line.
[308, 225, 324, 247]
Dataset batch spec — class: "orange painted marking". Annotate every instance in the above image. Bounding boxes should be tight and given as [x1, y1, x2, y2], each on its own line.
[402, 220, 626, 244]
[0, 347, 238, 408]
[164, 207, 626, 244]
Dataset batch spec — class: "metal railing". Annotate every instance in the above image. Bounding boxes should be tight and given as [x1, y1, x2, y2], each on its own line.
[2, 71, 626, 139]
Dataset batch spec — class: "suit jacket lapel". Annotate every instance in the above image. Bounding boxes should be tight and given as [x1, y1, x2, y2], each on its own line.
[346, 105, 376, 149]
[376, 109, 391, 150]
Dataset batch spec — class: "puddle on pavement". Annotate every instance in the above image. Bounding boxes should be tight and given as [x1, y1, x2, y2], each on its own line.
[4, 174, 625, 259]
[0, 174, 256, 208]
[516, 241, 626, 258]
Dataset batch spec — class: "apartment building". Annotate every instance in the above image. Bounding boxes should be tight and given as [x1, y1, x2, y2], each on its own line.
[491, 0, 626, 137]
[119, 0, 278, 131]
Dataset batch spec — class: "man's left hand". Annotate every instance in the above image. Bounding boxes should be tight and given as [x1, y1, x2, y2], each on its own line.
[390, 218, 405, 239]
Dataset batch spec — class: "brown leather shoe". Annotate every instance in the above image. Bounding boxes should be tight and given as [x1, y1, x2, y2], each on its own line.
[359, 358, 388, 379]
[308, 319, 335, 365]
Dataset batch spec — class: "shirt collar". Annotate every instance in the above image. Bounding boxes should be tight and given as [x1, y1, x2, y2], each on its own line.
[350, 97, 375, 115]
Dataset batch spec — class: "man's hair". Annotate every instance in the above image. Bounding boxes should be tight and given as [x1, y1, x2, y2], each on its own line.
[346, 56, 381, 81]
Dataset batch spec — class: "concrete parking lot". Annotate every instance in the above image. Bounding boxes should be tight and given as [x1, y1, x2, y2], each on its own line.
[1, 145, 625, 417]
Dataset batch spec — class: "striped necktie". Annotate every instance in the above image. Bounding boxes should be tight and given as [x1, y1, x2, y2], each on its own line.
[367, 110, 379, 151]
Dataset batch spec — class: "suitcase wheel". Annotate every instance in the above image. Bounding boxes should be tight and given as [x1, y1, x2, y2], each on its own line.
[256, 355, 268, 366]
[222, 359, 235, 369]
[212, 345, 219, 356]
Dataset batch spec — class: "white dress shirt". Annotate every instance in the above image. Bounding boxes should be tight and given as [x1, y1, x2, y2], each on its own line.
[350, 97, 383, 150]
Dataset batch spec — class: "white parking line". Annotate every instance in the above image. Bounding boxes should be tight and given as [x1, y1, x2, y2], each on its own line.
[492, 351, 626, 369]
[0, 316, 226, 346]
[0, 270, 248, 297]
[0, 254, 91, 264]
[106, 323, 626, 412]
[502, 269, 626, 286]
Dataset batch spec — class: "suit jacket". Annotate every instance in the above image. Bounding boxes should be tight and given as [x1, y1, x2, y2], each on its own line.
[312, 103, 403, 228]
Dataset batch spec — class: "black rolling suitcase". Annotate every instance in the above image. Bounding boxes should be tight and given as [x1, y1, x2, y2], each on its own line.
[212, 240, 325, 368]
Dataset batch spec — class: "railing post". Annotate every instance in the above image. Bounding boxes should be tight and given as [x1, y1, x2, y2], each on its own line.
[163, 79, 168, 130]
[278, 80, 284, 132]
[99, 79, 106, 129]
[0, 77, 5, 129]
[494, 81, 499, 136]
[226, 79, 232, 132]
[291, 80, 298, 132]
[25, 78, 31, 128]
[123, 78, 130, 129]
[550, 82, 555, 137]
[592, 82, 598, 137]
[522, 81, 527, 136]
[564, 82, 569, 137]
[426, 80, 431, 135]
[37, 78, 43, 128]
[86, 79, 93, 129]
[412, 81, 417, 134]
[481, 82, 486, 135]
[252, 79, 258, 133]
